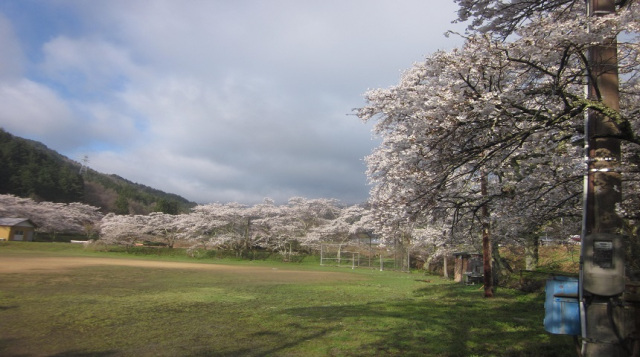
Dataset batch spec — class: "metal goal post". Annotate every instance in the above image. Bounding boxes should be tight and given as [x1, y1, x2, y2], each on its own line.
[320, 244, 360, 269]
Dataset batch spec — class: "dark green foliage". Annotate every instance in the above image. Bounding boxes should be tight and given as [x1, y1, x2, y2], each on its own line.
[153, 198, 179, 214]
[83, 170, 194, 213]
[0, 128, 196, 213]
[114, 194, 130, 215]
[0, 129, 84, 202]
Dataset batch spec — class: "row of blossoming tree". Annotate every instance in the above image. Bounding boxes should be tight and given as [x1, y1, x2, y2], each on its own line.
[357, 0, 640, 294]
[0, 194, 450, 267]
[0, 194, 104, 240]
[98, 198, 394, 261]
[0, 195, 363, 251]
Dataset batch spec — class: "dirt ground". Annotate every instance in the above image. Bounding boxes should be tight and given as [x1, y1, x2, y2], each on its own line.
[0, 255, 360, 283]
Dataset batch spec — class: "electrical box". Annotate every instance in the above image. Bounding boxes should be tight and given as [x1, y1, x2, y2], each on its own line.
[582, 233, 625, 296]
[544, 276, 581, 335]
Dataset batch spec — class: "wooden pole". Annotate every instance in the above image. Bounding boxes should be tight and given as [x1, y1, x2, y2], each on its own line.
[582, 0, 624, 355]
[584, 0, 622, 238]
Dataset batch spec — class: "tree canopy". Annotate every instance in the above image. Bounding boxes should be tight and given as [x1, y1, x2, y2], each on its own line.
[357, 0, 639, 278]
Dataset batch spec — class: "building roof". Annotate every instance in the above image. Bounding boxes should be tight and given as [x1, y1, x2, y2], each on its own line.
[0, 218, 37, 227]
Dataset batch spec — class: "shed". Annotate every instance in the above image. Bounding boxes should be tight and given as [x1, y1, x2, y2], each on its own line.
[452, 252, 483, 284]
[0, 218, 37, 242]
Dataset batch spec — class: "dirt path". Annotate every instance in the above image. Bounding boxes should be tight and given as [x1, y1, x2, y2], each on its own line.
[0, 256, 360, 282]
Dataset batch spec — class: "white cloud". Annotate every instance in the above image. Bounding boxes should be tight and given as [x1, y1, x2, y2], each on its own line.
[0, 79, 78, 144]
[0, 0, 466, 204]
[40, 36, 143, 97]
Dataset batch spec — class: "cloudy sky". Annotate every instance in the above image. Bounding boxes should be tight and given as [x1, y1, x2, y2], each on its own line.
[0, 0, 466, 205]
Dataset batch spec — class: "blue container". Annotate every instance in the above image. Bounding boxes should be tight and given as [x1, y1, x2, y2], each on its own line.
[543, 275, 581, 335]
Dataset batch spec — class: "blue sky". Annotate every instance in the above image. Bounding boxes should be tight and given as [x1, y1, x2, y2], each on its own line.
[0, 0, 466, 204]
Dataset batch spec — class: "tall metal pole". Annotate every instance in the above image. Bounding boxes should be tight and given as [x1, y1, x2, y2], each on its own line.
[582, 0, 624, 355]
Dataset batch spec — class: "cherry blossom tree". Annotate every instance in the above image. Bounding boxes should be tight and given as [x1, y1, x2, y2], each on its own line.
[358, 1, 639, 294]
[94, 198, 349, 256]
[454, 0, 640, 282]
[185, 202, 250, 254]
[304, 204, 376, 265]
[453, 0, 640, 242]
[240, 198, 344, 260]
[0, 194, 103, 239]
[454, 0, 635, 39]
[186, 200, 289, 255]
[285, 198, 341, 245]
[99, 213, 147, 247]
[139, 212, 185, 248]
[179, 210, 230, 252]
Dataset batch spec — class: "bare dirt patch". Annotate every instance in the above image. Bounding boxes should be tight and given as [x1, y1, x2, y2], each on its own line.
[0, 256, 359, 283]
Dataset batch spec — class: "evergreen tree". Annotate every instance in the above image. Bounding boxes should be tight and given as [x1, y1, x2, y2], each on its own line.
[114, 194, 130, 215]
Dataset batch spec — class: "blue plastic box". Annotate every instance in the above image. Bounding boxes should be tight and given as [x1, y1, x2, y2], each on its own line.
[543, 275, 581, 335]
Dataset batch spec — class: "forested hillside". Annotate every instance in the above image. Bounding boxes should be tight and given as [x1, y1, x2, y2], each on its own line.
[0, 129, 195, 214]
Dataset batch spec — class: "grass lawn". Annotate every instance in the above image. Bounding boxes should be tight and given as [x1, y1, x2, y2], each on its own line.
[0, 242, 576, 356]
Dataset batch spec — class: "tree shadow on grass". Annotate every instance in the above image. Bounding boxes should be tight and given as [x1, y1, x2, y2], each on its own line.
[190, 327, 333, 357]
[183, 284, 575, 357]
[49, 350, 119, 357]
[0, 338, 117, 357]
[276, 284, 576, 357]
[0, 338, 29, 357]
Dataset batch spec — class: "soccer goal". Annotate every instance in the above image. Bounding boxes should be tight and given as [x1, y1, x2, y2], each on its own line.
[319, 244, 360, 269]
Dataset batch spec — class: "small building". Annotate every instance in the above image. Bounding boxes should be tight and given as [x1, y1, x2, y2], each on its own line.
[0, 218, 37, 242]
[453, 252, 483, 284]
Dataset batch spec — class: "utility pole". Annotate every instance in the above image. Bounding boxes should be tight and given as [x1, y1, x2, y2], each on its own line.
[581, 0, 627, 355]
[79, 155, 89, 175]
[584, 0, 621, 234]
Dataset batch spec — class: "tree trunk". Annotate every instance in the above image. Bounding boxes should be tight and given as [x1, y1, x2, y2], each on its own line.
[482, 224, 493, 297]
[524, 235, 539, 271]
[492, 242, 513, 289]
[243, 218, 251, 256]
[481, 170, 494, 298]
[443, 254, 449, 278]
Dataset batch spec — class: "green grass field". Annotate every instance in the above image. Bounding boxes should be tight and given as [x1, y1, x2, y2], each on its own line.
[0, 242, 576, 356]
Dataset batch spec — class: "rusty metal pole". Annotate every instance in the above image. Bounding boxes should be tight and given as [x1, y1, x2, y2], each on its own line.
[582, 0, 624, 355]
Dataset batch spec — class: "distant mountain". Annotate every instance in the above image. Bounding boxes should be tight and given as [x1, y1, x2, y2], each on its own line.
[0, 128, 196, 214]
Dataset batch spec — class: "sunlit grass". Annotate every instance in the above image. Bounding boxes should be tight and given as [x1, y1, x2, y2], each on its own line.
[0, 242, 576, 356]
